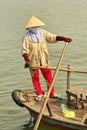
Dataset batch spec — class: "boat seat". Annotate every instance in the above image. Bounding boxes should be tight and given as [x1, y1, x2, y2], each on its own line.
[66, 87, 87, 109]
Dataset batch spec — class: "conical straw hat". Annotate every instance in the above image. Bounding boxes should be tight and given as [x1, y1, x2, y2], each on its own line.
[25, 16, 45, 29]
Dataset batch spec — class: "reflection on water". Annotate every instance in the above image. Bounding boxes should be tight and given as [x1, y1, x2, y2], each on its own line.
[18, 121, 74, 130]
[18, 122, 60, 130]
[0, 0, 87, 130]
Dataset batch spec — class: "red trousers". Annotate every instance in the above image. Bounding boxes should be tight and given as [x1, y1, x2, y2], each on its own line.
[30, 68, 55, 96]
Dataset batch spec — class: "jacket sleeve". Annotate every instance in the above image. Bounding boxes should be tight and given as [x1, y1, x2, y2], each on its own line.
[45, 30, 57, 43]
[22, 36, 30, 55]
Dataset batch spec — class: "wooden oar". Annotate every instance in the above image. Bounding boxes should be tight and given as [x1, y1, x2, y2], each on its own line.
[33, 43, 68, 130]
[32, 66, 87, 74]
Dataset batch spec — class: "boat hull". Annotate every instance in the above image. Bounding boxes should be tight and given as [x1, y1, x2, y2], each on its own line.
[11, 89, 87, 130]
[27, 106, 87, 130]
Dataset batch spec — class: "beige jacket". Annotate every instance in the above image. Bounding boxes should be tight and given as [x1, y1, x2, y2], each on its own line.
[22, 30, 57, 66]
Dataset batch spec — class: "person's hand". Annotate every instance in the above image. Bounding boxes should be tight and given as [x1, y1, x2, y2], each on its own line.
[23, 53, 32, 68]
[56, 36, 72, 43]
[63, 37, 72, 43]
[24, 61, 32, 68]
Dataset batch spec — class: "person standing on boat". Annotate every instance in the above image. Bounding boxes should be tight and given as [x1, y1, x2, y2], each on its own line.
[22, 16, 72, 101]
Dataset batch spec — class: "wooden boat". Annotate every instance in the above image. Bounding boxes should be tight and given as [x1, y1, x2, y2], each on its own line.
[11, 65, 87, 130]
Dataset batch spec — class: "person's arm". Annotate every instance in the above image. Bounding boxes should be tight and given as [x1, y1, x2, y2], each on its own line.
[56, 36, 72, 43]
[22, 37, 31, 68]
[45, 30, 57, 43]
[45, 30, 72, 43]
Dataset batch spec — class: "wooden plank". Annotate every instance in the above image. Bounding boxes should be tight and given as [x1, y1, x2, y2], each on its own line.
[82, 113, 87, 123]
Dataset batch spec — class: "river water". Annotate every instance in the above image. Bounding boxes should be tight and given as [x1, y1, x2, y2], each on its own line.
[0, 0, 87, 130]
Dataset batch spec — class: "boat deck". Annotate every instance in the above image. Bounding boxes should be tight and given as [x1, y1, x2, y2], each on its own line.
[12, 89, 87, 130]
[23, 96, 87, 128]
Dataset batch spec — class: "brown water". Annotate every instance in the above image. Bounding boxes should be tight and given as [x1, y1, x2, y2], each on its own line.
[0, 0, 87, 130]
